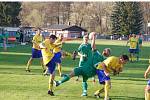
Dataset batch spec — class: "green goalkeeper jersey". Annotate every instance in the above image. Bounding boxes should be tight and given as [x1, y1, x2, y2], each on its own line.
[81, 50, 106, 78]
[78, 43, 92, 67]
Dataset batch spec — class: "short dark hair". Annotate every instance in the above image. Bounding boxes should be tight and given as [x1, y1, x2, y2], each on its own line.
[49, 35, 57, 39]
[121, 55, 129, 61]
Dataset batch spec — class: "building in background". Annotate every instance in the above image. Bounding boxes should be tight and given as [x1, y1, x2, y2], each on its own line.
[43, 24, 87, 39]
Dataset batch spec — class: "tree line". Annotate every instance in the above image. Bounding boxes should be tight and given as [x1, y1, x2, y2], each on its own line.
[0, 2, 150, 35]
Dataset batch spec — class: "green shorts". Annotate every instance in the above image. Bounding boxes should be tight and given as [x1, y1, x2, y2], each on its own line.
[74, 66, 96, 80]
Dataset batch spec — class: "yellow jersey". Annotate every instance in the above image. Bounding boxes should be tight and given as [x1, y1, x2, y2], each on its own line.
[32, 34, 43, 50]
[40, 39, 56, 65]
[53, 39, 63, 53]
[97, 56, 123, 73]
[129, 37, 138, 49]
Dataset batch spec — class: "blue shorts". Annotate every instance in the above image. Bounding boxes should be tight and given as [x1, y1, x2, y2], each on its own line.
[32, 48, 42, 58]
[148, 80, 150, 86]
[46, 54, 58, 74]
[96, 70, 110, 84]
[128, 49, 137, 53]
[54, 52, 62, 63]
[145, 80, 150, 91]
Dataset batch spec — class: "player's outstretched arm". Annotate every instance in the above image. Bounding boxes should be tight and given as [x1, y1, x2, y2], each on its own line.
[91, 32, 96, 51]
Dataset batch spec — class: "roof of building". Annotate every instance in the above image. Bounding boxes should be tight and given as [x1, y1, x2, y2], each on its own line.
[48, 24, 69, 30]
[63, 25, 87, 32]
[47, 24, 87, 32]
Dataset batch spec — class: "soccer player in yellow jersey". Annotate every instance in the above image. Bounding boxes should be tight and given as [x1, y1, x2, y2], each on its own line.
[26, 28, 45, 72]
[96, 55, 129, 100]
[43, 34, 64, 76]
[40, 34, 60, 96]
[53, 34, 64, 76]
[144, 65, 150, 100]
[126, 33, 138, 62]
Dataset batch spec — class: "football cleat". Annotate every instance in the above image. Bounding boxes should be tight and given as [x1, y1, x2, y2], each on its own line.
[94, 94, 101, 98]
[54, 80, 60, 87]
[81, 92, 87, 96]
[43, 69, 46, 73]
[61, 74, 67, 77]
[26, 69, 31, 72]
[43, 73, 49, 76]
[48, 90, 55, 96]
[104, 98, 112, 100]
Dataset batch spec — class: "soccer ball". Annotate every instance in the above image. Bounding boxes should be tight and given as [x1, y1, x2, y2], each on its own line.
[89, 32, 96, 40]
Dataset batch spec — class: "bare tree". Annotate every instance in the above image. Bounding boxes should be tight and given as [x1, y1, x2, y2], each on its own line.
[69, 2, 89, 26]
[19, 2, 48, 27]
[140, 2, 150, 34]
[19, 2, 114, 33]
[86, 2, 114, 34]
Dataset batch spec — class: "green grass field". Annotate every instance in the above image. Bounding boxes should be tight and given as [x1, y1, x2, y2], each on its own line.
[0, 39, 150, 100]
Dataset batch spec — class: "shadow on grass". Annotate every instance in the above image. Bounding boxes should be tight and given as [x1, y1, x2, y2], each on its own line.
[0, 67, 72, 76]
[113, 77, 146, 81]
[115, 73, 145, 79]
[84, 95, 144, 100]
[110, 96, 144, 100]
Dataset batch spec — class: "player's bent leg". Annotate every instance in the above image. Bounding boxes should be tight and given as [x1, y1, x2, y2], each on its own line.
[94, 87, 104, 98]
[55, 52, 62, 77]
[55, 66, 83, 86]
[54, 70, 75, 87]
[94, 89, 101, 98]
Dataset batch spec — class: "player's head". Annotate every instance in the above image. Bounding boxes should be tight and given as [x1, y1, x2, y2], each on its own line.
[35, 27, 41, 35]
[119, 55, 129, 64]
[102, 48, 111, 57]
[132, 33, 136, 37]
[129, 34, 132, 38]
[136, 34, 140, 38]
[49, 35, 57, 43]
[83, 34, 89, 43]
